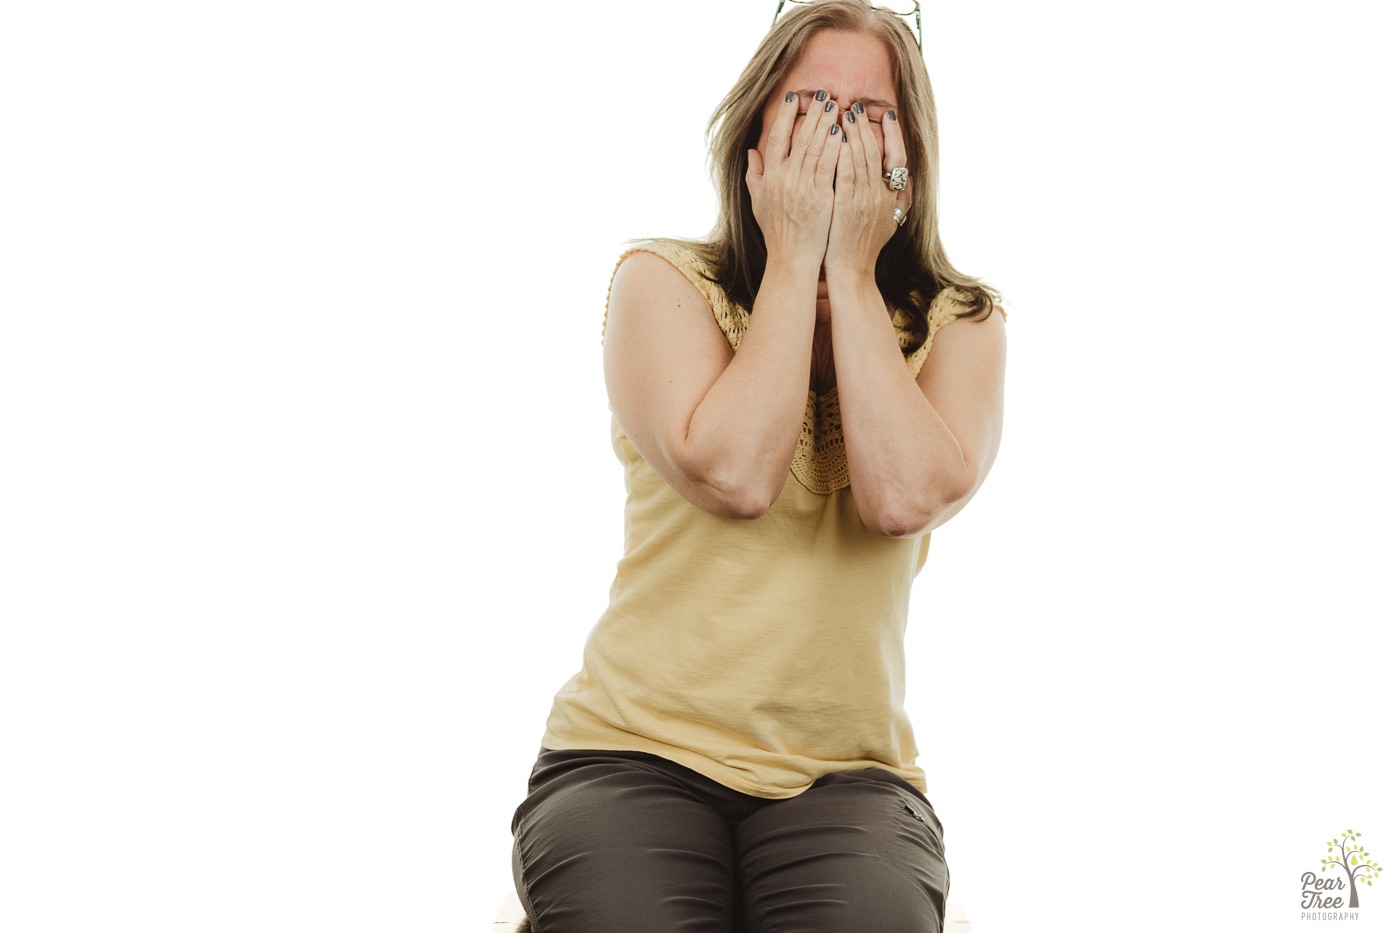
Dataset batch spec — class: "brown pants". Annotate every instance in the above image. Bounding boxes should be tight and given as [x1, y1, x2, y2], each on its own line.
[512, 748, 950, 933]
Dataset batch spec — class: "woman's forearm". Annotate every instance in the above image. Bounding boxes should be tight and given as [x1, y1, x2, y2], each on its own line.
[670, 256, 822, 517]
[826, 270, 978, 536]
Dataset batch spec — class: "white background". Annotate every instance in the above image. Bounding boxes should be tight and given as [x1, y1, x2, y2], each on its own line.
[3, 1, 1397, 931]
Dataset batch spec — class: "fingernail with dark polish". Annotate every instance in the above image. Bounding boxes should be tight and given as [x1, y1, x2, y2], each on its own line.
[842, 131, 848, 142]
[854, 102, 865, 115]
[815, 90, 828, 102]
[824, 99, 834, 112]
[830, 124, 840, 136]
[886, 110, 897, 122]
[846, 110, 856, 124]
[785, 91, 797, 103]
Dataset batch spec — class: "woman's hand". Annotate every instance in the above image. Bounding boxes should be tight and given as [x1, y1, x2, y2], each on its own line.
[746, 90, 845, 269]
[824, 106, 909, 277]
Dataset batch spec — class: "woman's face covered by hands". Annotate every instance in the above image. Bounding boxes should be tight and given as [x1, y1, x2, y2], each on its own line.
[747, 28, 909, 314]
[757, 30, 901, 176]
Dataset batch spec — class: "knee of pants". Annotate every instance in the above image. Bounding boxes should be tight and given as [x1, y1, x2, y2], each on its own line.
[743, 877, 945, 933]
[735, 773, 949, 933]
[513, 756, 737, 933]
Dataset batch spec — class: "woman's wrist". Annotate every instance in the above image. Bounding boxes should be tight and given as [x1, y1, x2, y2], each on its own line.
[821, 265, 881, 303]
[767, 240, 817, 274]
[761, 251, 824, 289]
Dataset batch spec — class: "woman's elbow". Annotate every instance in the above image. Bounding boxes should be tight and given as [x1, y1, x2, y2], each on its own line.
[866, 469, 980, 538]
[717, 491, 775, 521]
[867, 500, 938, 538]
[680, 459, 784, 521]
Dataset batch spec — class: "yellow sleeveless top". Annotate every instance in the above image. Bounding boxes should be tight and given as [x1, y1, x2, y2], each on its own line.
[542, 240, 970, 799]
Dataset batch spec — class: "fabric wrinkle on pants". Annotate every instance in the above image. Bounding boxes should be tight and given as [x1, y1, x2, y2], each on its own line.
[512, 748, 950, 933]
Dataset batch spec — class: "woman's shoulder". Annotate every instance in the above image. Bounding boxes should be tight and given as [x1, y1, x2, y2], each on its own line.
[897, 284, 1006, 377]
[613, 238, 721, 297]
[606, 238, 747, 350]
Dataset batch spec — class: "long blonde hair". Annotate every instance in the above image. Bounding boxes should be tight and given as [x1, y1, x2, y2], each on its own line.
[696, 0, 998, 346]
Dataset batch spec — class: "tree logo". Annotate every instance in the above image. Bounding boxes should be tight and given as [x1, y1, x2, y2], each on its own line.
[1300, 829, 1383, 918]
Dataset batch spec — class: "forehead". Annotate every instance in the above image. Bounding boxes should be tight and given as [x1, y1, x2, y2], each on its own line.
[782, 29, 897, 100]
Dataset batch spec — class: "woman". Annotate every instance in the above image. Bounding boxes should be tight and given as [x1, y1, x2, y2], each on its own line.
[512, 2, 1005, 930]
